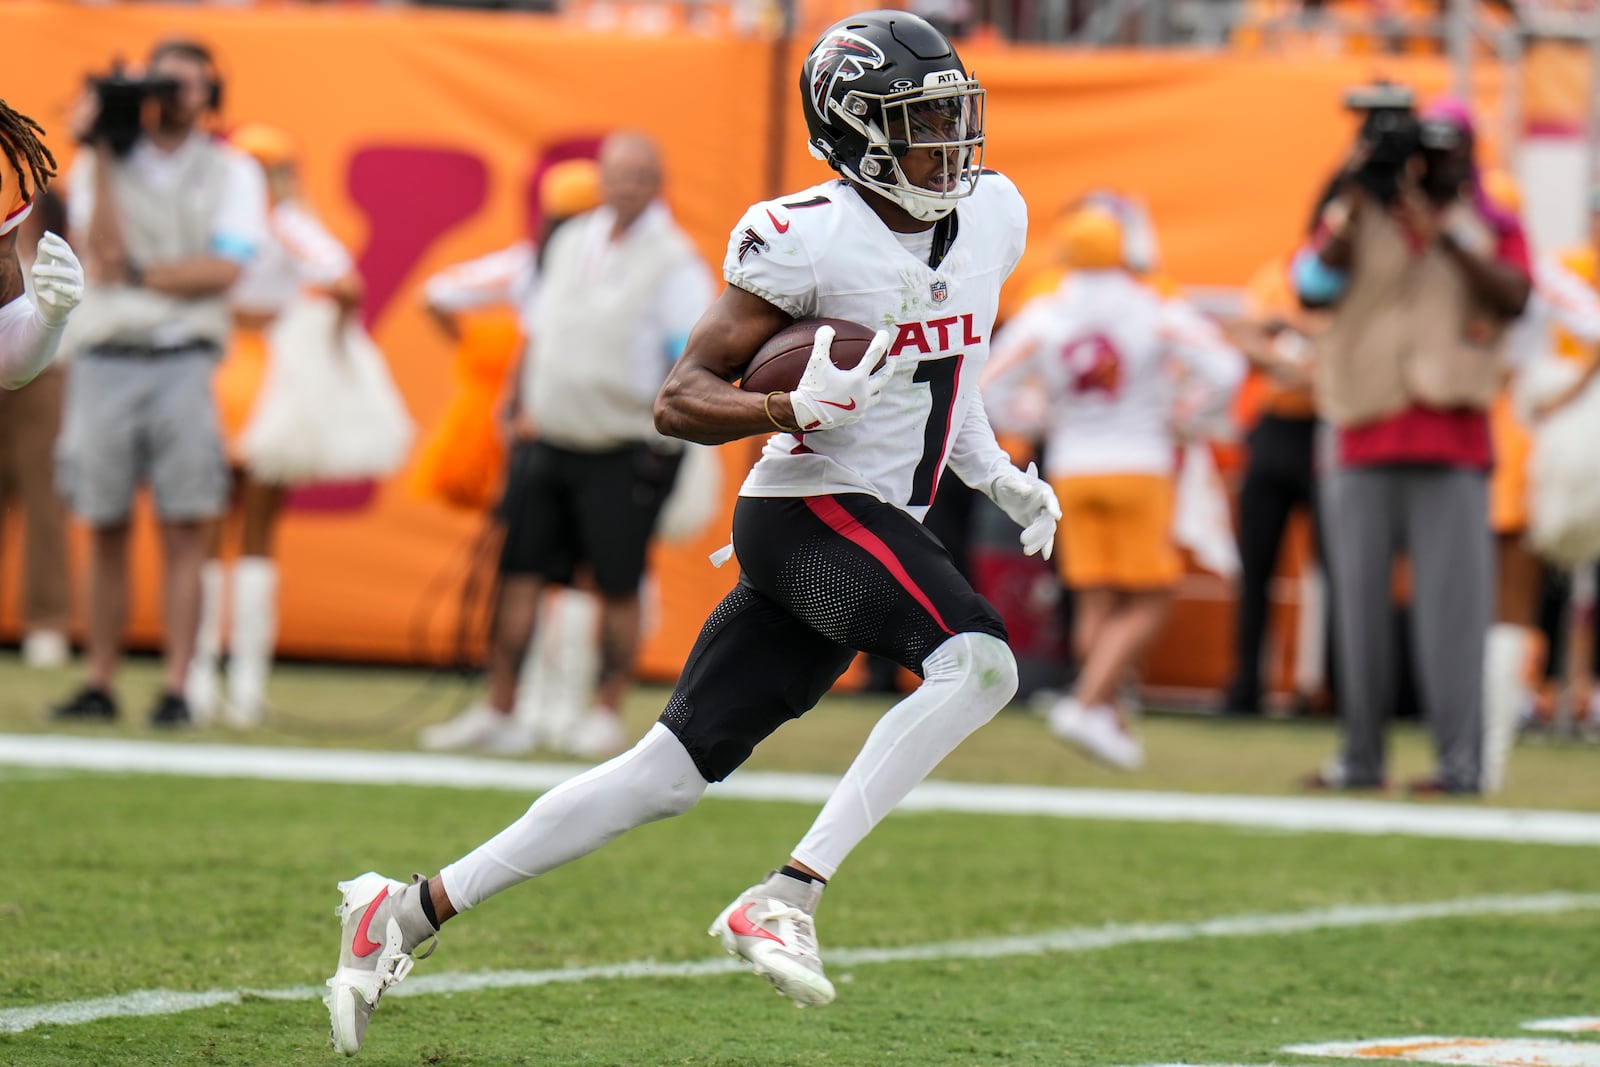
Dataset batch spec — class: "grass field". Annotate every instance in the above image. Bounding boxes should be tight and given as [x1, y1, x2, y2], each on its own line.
[3, 653, 1599, 1066]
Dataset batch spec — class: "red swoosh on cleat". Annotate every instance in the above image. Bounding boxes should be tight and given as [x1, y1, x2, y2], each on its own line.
[817, 398, 855, 411]
[765, 209, 790, 234]
[351, 886, 389, 957]
[727, 903, 785, 945]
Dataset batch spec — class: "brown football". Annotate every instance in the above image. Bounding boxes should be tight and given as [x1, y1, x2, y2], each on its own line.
[739, 318, 882, 394]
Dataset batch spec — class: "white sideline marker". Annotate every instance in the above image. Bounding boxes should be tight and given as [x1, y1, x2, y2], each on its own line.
[1525, 1021, 1600, 1034]
[3, 891, 1598, 1034]
[1283, 1038, 1600, 1067]
[5, 733, 1600, 846]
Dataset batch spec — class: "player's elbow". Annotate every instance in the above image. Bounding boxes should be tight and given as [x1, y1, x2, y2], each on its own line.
[653, 379, 686, 439]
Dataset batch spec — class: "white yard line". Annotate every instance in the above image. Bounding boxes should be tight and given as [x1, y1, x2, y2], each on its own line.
[4, 892, 1596, 1034]
[4, 733, 1600, 845]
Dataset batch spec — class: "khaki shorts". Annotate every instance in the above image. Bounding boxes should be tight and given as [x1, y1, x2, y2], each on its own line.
[57, 350, 228, 525]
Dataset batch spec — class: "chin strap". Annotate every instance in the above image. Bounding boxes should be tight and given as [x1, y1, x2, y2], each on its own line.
[928, 210, 959, 269]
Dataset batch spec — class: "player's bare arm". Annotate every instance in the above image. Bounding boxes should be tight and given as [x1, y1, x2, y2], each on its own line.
[0, 228, 22, 306]
[654, 283, 796, 445]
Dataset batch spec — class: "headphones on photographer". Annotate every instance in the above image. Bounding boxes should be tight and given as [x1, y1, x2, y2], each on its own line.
[147, 38, 224, 112]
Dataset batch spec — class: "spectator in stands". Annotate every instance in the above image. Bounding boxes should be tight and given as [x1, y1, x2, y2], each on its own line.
[0, 188, 76, 668]
[985, 203, 1244, 769]
[416, 157, 606, 756]
[51, 39, 266, 726]
[419, 132, 712, 759]
[1296, 97, 1530, 794]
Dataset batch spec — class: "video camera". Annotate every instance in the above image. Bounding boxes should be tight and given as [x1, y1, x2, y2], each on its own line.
[1343, 83, 1465, 206]
[79, 65, 180, 158]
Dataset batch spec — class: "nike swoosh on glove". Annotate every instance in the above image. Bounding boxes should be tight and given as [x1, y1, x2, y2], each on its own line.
[30, 232, 84, 327]
[989, 462, 1062, 560]
[788, 325, 891, 432]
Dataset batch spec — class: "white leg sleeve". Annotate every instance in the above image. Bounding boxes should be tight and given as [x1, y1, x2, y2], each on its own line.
[437, 722, 706, 910]
[790, 632, 1018, 880]
[0, 294, 65, 390]
[184, 559, 226, 722]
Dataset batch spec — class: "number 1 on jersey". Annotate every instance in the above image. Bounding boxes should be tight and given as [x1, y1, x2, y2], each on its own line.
[909, 354, 964, 508]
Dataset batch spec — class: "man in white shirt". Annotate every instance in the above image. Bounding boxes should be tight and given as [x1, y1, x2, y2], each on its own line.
[321, 13, 1060, 1055]
[420, 135, 712, 760]
[51, 39, 266, 729]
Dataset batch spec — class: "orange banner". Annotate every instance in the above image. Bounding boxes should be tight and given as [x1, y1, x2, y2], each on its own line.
[0, 3, 1495, 689]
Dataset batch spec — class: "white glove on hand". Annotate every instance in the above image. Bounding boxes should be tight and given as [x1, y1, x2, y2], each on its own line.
[990, 462, 1062, 560]
[787, 324, 891, 432]
[31, 232, 84, 327]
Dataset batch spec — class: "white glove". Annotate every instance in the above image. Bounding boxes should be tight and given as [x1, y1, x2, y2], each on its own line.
[787, 324, 891, 432]
[30, 232, 84, 327]
[990, 462, 1062, 560]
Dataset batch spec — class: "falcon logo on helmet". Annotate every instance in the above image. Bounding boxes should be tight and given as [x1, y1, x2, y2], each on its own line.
[807, 31, 887, 128]
[798, 10, 986, 223]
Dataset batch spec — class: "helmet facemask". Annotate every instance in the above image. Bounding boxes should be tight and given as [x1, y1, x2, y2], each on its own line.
[818, 79, 986, 222]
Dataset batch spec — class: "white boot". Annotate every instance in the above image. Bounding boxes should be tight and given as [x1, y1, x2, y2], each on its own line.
[185, 560, 226, 725]
[1482, 623, 1530, 795]
[226, 557, 278, 729]
[516, 589, 601, 750]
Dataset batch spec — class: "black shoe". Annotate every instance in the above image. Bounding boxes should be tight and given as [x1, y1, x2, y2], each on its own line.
[148, 691, 193, 729]
[49, 685, 119, 723]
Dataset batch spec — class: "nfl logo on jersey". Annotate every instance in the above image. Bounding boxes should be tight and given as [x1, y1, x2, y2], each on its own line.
[929, 279, 949, 303]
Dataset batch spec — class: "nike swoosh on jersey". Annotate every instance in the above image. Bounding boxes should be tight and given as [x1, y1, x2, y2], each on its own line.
[765, 209, 790, 234]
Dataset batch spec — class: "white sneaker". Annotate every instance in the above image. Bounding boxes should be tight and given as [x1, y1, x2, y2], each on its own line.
[1048, 698, 1145, 771]
[21, 629, 70, 669]
[709, 874, 834, 1007]
[479, 717, 538, 756]
[325, 872, 437, 1056]
[559, 709, 627, 760]
[417, 704, 514, 751]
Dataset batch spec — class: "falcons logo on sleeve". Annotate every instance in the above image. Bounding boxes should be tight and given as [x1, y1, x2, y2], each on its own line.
[736, 227, 769, 264]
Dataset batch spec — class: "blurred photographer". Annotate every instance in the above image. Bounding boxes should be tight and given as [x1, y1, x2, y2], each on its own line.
[1296, 92, 1530, 795]
[51, 38, 266, 728]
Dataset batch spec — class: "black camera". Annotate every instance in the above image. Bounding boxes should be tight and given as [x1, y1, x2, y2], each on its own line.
[80, 68, 180, 158]
[1343, 83, 1468, 206]
[1344, 84, 1421, 205]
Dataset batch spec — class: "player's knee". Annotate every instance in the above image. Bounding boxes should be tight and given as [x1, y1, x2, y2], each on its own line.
[626, 726, 708, 820]
[965, 632, 1019, 707]
[925, 631, 1018, 711]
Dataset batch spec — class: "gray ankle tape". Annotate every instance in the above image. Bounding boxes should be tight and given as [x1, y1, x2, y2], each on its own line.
[763, 869, 824, 914]
[393, 880, 439, 951]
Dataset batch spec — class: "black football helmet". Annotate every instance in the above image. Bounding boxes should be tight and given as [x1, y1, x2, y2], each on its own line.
[800, 10, 985, 221]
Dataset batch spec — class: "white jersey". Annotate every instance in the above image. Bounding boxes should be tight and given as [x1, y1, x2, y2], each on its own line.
[983, 270, 1244, 478]
[1504, 255, 1600, 373]
[726, 175, 1028, 521]
[230, 200, 354, 316]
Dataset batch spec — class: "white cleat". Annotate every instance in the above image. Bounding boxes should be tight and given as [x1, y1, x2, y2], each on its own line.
[324, 872, 435, 1056]
[709, 878, 835, 1007]
[558, 709, 627, 760]
[1048, 698, 1145, 771]
[418, 704, 515, 752]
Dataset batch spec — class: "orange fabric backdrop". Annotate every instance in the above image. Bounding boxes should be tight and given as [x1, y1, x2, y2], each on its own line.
[0, 3, 1496, 687]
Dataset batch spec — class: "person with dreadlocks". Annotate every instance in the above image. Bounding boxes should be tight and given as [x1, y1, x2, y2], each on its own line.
[0, 98, 83, 389]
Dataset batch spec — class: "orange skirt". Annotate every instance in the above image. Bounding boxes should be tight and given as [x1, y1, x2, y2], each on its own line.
[1489, 390, 1531, 535]
[214, 327, 270, 453]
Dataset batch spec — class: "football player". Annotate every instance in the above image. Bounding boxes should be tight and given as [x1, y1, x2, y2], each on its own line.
[0, 99, 82, 389]
[323, 11, 1058, 1054]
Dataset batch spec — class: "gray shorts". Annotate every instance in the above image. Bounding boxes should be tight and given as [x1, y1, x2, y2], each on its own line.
[56, 351, 228, 525]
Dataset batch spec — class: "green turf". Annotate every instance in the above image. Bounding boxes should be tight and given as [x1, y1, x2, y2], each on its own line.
[3, 770, 1598, 1065]
[5, 652, 1600, 1066]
